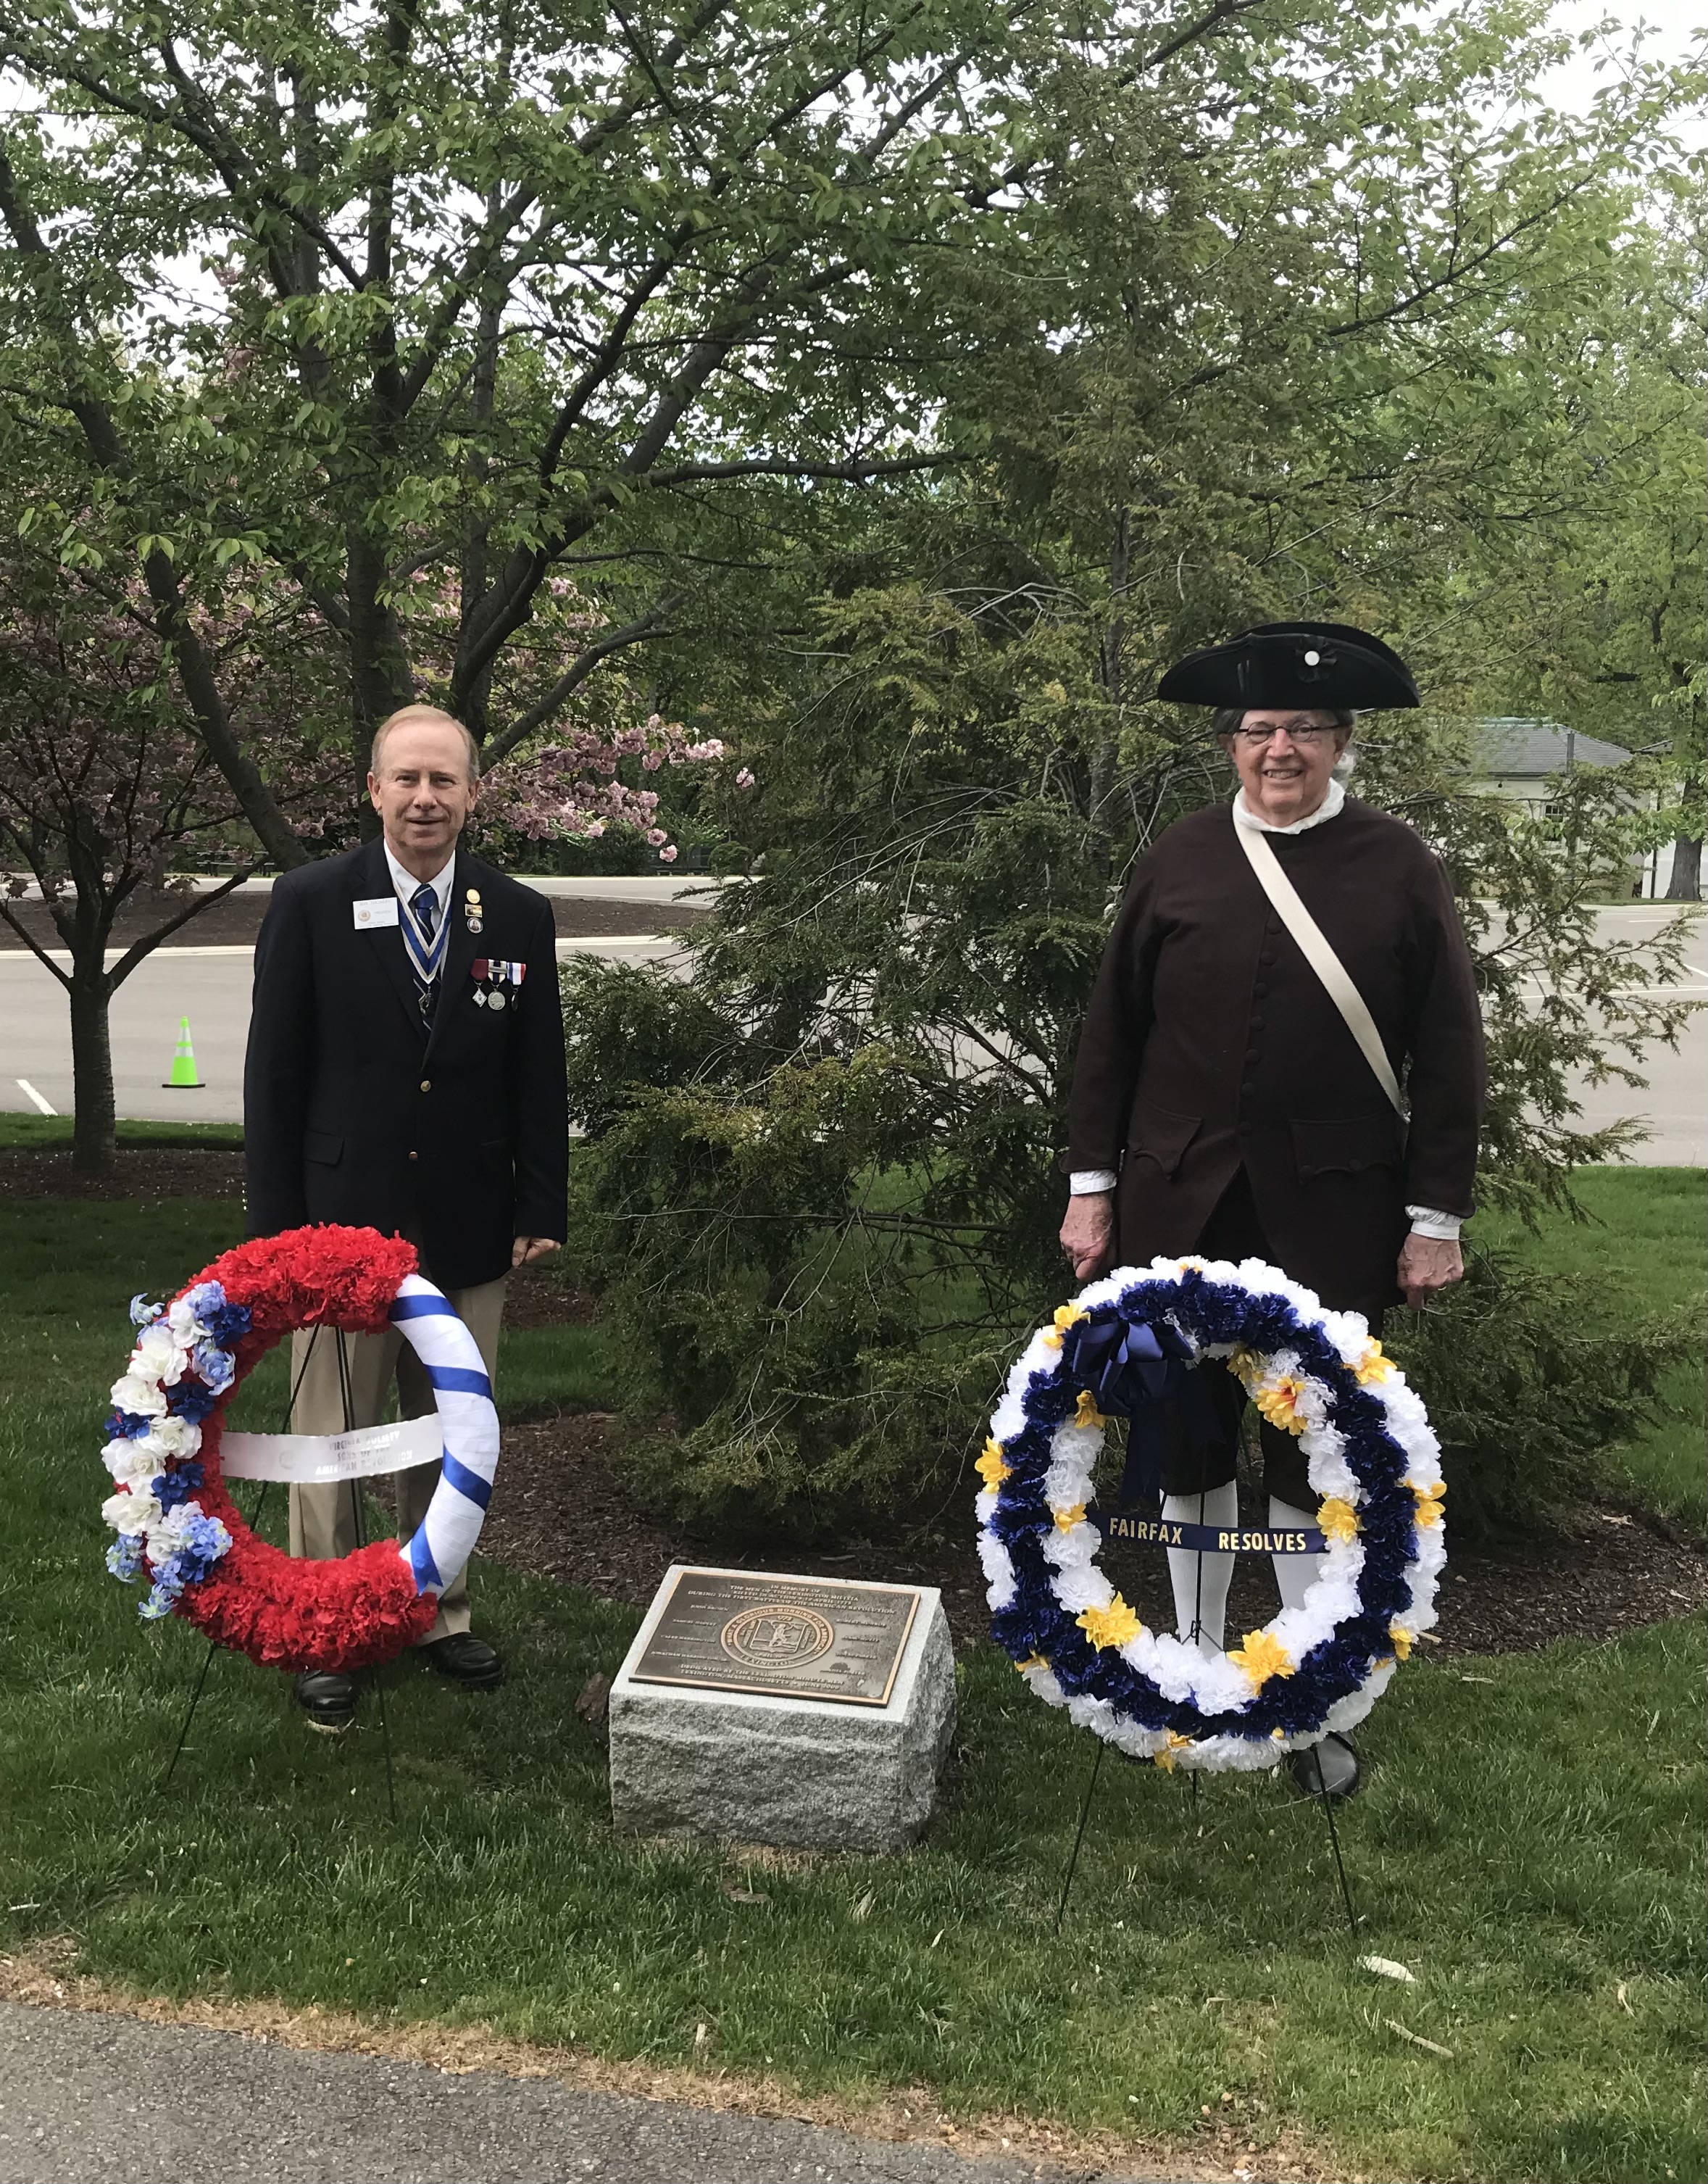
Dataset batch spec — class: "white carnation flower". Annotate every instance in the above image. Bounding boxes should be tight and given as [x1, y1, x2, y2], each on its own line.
[146, 1414, 201, 1460]
[102, 1487, 161, 1535]
[165, 1297, 206, 1346]
[102, 1440, 159, 1487]
[109, 1374, 167, 1418]
[131, 1323, 188, 1385]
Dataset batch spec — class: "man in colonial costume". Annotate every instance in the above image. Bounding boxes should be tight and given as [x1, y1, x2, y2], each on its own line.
[1059, 623, 1484, 1795]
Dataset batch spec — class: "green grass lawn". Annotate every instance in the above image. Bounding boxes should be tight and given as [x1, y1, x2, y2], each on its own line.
[0, 1114, 247, 1149]
[1468, 1168, 1704, 1525]
[1, 1183, 1702, 2183]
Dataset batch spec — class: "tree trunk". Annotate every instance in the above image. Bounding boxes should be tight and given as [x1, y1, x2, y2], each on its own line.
[68, 971, 117, 1176]
[1665, 834, 1701, 901]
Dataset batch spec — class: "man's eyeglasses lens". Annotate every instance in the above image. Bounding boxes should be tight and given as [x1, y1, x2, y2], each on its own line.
[1236, 725, 1336, 746]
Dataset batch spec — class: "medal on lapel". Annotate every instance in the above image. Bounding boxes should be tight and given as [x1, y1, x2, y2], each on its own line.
[465, 886, 483, 935]
[470, 957, 525, 1012]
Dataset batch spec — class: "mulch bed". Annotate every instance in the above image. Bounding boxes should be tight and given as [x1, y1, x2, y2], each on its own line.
[483, 1411, 1707, 1659]
[0, 1147, 248, 1200]
[0, 885, 708, 954]
[9, 1150, 1701, 1656]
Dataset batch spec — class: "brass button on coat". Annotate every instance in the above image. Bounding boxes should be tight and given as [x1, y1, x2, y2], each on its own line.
[420, 1079, 432, 1092]
[407, 1150, 419, 1161]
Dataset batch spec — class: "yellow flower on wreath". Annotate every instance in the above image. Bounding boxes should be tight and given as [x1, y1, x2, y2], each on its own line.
[1253, 1374, 1309, 1435]
[1078, 1594, 1143, 1651]
[1388, 1623, 1415, 1661]
[1317, 1496, 1360, 1544]
[1041, 1303, 1087, 1350]
[1354, 1338, 1394, 1385]
[974, 1438, 1012, 1491]
[1155, 1732, 1193, 1773]
[1409, 1479, 1446, 1527]
[1015, 1653, 1048, 1674]
[1073, 1389, 1108, 1430]
[1053, 1502, 1088, 1532]
[1228, 1627, 1294, 1689]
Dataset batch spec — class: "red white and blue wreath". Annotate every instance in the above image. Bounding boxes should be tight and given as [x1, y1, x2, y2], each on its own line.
[99, 1226, 499, 1674]
[975, 1256, 1445, 1773]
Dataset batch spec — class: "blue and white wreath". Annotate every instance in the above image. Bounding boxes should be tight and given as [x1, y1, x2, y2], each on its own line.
[976, 1255, 1445, 1773]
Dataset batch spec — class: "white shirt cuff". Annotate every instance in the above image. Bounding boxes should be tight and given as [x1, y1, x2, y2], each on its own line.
[1069, 1169, 1120, 1195]
[1405, 1206, 1462, 1241]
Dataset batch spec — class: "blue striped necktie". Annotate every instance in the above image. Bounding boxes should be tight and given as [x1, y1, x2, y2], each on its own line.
[402, 881, 447, 1017]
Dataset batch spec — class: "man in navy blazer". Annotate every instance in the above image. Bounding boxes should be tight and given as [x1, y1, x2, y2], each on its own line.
[244, 705, 568, 1727]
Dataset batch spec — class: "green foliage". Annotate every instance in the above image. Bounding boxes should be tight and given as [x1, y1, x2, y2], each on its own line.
[552, 7, 1703, 1527]
[1384, 1250, 1701, 1535]
[565, 587, 1110, 1527]
[1352, 744, 1702, 1216]
[567, 576, 1701, 1531]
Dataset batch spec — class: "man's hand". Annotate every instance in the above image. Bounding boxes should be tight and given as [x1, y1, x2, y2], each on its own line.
[1397, 1232, 1462, 1311]
[1059, 1192, 1115, 1284]
[511, 1235, 562, 1269]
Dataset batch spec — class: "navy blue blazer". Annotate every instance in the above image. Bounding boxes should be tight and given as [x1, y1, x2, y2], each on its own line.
[243, 836, 569, 1290]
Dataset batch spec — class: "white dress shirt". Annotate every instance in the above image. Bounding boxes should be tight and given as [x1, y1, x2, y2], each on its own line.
[383, 842, 456, 929]
[1069, 782, 1460, 1240]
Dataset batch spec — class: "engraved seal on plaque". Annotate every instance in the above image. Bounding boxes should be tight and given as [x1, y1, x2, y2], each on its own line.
[720, 1603, 836, 1670]
[629, 1569, 923, 1706]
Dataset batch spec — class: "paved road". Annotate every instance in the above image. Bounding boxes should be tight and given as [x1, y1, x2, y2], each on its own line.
[1, 938, 679, 1127]
[3, 902, 1703, 1160]
[0, 2002, 1102, 2184]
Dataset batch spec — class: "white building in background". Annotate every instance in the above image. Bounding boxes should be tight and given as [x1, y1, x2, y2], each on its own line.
[1469, 717, 1678, 900]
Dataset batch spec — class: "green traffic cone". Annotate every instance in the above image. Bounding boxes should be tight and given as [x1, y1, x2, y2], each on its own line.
[163, 1016, 204, 1090]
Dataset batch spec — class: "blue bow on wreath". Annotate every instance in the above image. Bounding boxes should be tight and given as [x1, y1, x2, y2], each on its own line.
[1059, 1315, 1224, 1507]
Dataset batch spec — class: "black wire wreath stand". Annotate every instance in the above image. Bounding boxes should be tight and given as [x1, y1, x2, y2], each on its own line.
[157, 1324, 398, 1819]
[1050, 1429, 1362, 1940]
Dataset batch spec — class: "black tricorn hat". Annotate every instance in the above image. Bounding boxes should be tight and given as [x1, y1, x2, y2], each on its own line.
[1157, 622, 1420, 712]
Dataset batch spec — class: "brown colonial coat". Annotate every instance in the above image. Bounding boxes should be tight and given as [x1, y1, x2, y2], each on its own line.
[1065, 797, 1484, 1319]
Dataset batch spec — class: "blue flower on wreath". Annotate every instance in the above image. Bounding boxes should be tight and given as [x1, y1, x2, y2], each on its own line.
[130, 1294, 165, 1328]
[191, 1342, 236, 1395]
[106, 1535, 145, 1582]
[167, 1378, 221, 1424]
[152, 1462, 205, 1512]
[180, 1282, 251, 1353]
[136, 1510, 231, 1618]
[141, 1562, 186, 1619]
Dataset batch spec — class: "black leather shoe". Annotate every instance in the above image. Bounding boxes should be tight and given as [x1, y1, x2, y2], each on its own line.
[293, 1669, 357, 1731]
[420, 1633, 506, 1689]
[1288, 1731, 1360, 1800]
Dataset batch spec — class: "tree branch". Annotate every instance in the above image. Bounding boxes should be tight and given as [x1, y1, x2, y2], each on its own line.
[7, 40, 369, 291]
[482, 594, 686, 765]
[0, 898, 73, 991]
[1134, 0, 1272, 75]
[0, 138, 309, 870]
[105, 870, 256, 989]
[641, 449, 959, 491]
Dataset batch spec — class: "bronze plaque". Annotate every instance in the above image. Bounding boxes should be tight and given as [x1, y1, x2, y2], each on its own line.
[630, 1569, 923, 1708]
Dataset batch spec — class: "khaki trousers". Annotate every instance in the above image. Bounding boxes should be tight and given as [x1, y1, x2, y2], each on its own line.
[286, 1275, 507, 1645]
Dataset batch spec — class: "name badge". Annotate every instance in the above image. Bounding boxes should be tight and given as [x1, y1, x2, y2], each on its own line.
[353, 896, 400, 929]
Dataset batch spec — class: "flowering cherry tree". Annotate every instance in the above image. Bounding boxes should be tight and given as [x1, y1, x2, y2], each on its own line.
[393, 571, 732, 861]
[478, 718, 729, 864]
[0, 557, 343, 1171]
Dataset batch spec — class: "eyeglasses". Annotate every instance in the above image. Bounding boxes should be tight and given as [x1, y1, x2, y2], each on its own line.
[1232, 724, 1339, 747]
